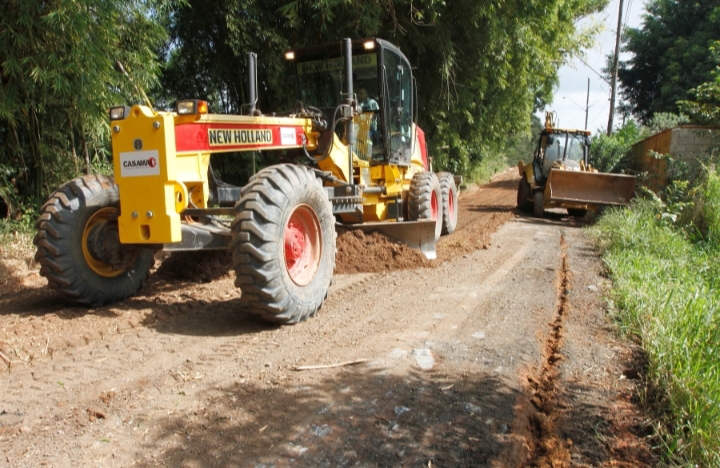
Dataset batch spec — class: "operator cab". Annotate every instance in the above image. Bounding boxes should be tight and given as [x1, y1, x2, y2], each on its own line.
[533, 129, 591, 183]
[286, 38, 415, 166]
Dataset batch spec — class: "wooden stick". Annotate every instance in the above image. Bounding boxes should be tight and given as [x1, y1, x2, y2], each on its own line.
[0, 350, 11, 366]
[291, 358, 370, 371]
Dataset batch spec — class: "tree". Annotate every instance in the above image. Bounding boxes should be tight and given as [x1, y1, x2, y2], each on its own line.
[159, 0, 607, 177]
[0, 0, 170, 213]
[618, 0, 720, 123]
[679, 42, 720, 125]
[156, 0, 291, 114]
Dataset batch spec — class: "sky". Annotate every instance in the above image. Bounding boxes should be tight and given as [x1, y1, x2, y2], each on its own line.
[538, 0, 648, 134]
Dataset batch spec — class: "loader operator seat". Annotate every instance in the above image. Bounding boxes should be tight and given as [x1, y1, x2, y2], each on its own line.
[543, 138, 563, 177]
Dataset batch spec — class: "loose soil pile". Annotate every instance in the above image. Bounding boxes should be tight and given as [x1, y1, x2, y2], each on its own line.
[335, 229, 430, 273]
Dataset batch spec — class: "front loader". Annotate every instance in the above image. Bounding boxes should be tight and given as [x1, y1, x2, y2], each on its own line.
[33, 38, 459, 324]
[517, 112, 636, 218]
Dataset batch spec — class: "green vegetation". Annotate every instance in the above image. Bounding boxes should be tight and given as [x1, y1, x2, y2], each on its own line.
[0, 0, 172, 219]
[680, 41, 720, 126]
[589, 112, 693, 173]
[619, 0, 720, 122]
[589, 166, 720, 466]
[1, 0, 608, 221]
[589, 120, 642, 172]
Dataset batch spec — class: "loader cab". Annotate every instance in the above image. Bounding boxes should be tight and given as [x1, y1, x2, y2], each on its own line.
[288, 38, 415, 166]
[533, 129, 591, 183]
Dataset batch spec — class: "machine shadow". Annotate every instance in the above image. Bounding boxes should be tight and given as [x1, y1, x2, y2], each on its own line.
[114, 295, 280, 337]
[134, 367, 524, 467]
[512, 210, 593, 228]
[0, 250, 236, 318]
[465, 204, 515, 214]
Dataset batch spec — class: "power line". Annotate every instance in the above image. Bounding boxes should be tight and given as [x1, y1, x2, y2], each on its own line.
[621, 0, 633, 41]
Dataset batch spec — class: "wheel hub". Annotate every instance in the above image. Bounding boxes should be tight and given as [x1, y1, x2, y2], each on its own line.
[284, 222, 306, 268]
[283, 205, 321, 286]
[83, 207, 139, 278]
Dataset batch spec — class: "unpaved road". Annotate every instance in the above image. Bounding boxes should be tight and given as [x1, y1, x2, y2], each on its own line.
[0, 169, 654, 467]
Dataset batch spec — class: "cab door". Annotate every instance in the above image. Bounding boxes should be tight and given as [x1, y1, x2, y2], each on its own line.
[380, 47, 413, 166]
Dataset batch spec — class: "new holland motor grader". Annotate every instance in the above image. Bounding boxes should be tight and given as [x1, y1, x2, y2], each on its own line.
[517, 112, 636, 218]
[33, 38, 459, 324]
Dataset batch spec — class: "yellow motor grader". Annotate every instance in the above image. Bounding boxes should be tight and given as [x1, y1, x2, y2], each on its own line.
[33, 38, 459, 324]
[517, 112, 636, 218]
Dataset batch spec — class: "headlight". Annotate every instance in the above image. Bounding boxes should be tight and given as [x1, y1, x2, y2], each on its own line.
[109, 106, 130, 121]
[177, 100, 209, 115]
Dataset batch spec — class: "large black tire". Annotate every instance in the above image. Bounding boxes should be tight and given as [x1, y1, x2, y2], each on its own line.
[517, 178, 533, 213]
[33, 175, 154, 307]
[230, 164, 336, 324]
[408, 171, 442, 241]
[438, 172, 458, 235]
[533, 191, 545, 218]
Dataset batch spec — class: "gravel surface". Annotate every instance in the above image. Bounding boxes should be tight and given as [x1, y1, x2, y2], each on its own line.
[0, 169, 655, 467]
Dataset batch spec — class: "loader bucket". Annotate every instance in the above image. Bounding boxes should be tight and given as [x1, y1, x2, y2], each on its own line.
[547, 170, 636, 207]
[337, 220, 438, 260]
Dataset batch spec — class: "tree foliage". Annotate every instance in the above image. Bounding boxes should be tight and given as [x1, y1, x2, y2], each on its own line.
[590, 119, 642, 172]
[679, 42, 720, 125]
[0, 0, 170, 216]
[618, 0, 720, 123]
[160, 0, 607, 176]
[1, 0, 608, 216]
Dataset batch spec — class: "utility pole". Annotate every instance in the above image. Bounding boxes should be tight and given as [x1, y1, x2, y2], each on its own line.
[585, 77, 590, 130]
[607, 0, 624, 135]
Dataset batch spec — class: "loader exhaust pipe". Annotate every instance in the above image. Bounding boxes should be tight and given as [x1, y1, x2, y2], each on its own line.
[343, 38, 355, 186]
[247, 52, 258, 116]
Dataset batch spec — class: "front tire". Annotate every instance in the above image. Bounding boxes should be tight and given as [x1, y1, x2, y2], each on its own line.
[438, 172, 458, 235]
[408, 171, 443, 241]
[33, 175, 154, 307]
[230, 164, 336, 324]
[533, 191, 545, 218]
[517, 178, 533, 213]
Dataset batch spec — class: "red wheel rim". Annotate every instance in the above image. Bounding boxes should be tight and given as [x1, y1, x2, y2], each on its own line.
[431, 190, 439, 220]
[284, 204, 321, 286]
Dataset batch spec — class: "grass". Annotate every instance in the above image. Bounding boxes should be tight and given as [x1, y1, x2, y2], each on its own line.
[589, 199, 720, 466]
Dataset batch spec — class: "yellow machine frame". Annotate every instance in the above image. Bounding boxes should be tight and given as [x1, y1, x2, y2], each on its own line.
[110, 105, 425, 246]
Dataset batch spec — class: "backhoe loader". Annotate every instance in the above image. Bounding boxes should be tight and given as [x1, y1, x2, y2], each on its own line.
[33, 38, 459, 324]
[517, 112, 636, 218]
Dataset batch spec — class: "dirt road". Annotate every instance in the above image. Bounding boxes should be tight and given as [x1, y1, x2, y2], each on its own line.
[0, 169, 654, 467]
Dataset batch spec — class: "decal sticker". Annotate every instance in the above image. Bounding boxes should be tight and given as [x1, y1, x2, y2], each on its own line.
[119, 150, 160, 177]
[208, 128, 273, 147]
[280, 128, 297, 146]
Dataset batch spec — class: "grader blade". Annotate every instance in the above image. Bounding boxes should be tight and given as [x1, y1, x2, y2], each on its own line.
[547, 170, 636, 206]
[338, 220, 438, 260]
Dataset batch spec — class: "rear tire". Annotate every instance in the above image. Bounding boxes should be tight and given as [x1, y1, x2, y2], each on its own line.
[230, 164, 336, 324]
[438, 172, 458, 235]
[408, 171, 442, 241]
[517, 178, 533, 213]
[33, 175, 154, 307]
[533, 191, 545, 218]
